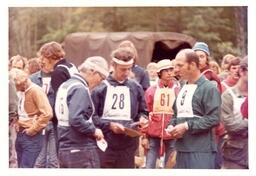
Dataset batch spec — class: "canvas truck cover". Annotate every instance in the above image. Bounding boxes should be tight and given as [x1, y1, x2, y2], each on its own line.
[62, 32, 196, 68]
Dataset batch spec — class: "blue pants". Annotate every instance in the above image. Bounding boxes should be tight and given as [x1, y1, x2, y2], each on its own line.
[58, 147, 100, 168]
[34, 122, 59, 168]
[146, 137, 175, 168]
[15, 131, 43, 168]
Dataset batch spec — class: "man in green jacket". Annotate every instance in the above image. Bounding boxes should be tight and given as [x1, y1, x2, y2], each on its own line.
[167, 49, 221, 169]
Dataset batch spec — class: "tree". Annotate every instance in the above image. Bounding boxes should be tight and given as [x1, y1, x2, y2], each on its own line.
[9, 7, 247, 62]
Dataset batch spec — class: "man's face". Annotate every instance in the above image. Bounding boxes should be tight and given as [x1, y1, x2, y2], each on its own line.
[113, 63, 133, 81]
[12, 60, 24, 70]
[15, 79, 28, 92]
[148, 67, 158, 79]
[174, 56, 191, 81]
[209, 64, 219, 75]
[159, 68, 174, 82]
[89, 71, 106, 89]
[195, 50, 208, 70]
[40, 57, 55, 73]
[229, 65, 240, 80]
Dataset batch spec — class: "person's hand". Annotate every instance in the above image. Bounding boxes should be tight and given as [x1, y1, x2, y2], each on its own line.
[168, 122, 188, 139]
[165, 125, 174, 138]
[141, 137, 149, 150]
[14, 123, 20, 132]
[9, 116, 18, 125]
[139, 116, 149, 129]
[94, 128, 104, 140]
[22, 128, 36, 136]
[165, 125, 174, 133]
[110, 122, 125, 134]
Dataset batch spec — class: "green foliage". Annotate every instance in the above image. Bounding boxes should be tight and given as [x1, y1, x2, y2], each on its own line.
[9, 7, 247, 62]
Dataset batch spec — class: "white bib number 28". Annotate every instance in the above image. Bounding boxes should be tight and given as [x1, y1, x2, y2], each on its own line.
[103, 83, 131, 121]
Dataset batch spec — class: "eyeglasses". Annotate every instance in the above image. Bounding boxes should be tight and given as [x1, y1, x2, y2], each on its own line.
[97, 72, 106, 80]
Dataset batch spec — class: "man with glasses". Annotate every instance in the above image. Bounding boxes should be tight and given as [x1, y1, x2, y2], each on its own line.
[55, 56, 109, 168]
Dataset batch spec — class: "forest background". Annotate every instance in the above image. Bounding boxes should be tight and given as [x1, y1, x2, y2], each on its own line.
[9, 7, 247, 65]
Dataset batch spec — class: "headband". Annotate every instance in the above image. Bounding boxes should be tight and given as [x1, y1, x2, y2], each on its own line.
[112, 57, 134, 65]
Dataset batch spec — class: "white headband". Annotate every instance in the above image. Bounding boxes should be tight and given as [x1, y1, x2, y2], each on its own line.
[112, 57, 134, 66]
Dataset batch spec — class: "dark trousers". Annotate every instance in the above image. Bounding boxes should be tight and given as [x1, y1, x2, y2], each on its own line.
[99, 147, 136, 168]
[58, 147, 100, 168]
[15, 131, 43, 168]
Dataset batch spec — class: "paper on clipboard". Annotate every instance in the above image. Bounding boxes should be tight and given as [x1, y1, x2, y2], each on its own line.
[124, 127, 142, 137]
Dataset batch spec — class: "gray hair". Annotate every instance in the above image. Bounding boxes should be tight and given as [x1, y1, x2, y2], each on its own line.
[78, 56, 109, 77]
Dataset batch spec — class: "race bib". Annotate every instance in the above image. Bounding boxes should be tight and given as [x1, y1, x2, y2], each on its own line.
[55, 82, 90, 126]
[42, 77, 51, 94]
[17, 91, 29, 120]
[176, 84, 197, 118]
[153, 86, 175, 114]
[17, 85, 34, 120]
[102, 81, 131, 121]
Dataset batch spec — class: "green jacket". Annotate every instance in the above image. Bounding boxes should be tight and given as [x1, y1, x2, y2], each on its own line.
[171, 76, 221, 152]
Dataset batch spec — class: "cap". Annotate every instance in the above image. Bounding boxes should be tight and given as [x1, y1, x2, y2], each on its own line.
[192, 42, 210, 56]
[84, 56, 109, 77]
[156, 59, 174, 73]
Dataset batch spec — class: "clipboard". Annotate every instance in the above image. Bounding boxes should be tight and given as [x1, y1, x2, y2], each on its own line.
[124, 127, 142, 137]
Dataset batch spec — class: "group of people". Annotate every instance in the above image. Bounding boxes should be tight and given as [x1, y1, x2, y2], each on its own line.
[8, 39, 248, 169]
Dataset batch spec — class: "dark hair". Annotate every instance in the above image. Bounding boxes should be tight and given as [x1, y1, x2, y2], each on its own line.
[28, 58, 41, 74]
[39, 41, 65, 60]
[9, 55, 28, 69]
[111, 47, 135, 62]
[227, 57, 241, 70]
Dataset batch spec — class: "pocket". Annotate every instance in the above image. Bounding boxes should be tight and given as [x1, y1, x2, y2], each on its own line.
[147, 114, 172, 138]
[59, 149, 92, 168]
[147, 115, 162, 137]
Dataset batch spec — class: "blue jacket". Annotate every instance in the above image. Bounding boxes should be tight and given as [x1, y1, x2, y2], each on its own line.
[56, 74, 97, 150]
[30, 71, 55, 108]
[170, 76, 221, 152]
[91, 75, 148, 150]
[132, 64, 150, 91]
[30, 71, 57, 124]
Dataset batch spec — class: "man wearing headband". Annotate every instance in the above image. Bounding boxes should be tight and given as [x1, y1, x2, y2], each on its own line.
[91, 47, 148, 168]
[118, 40, 150, 91]
[55, 56, 109, 168]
